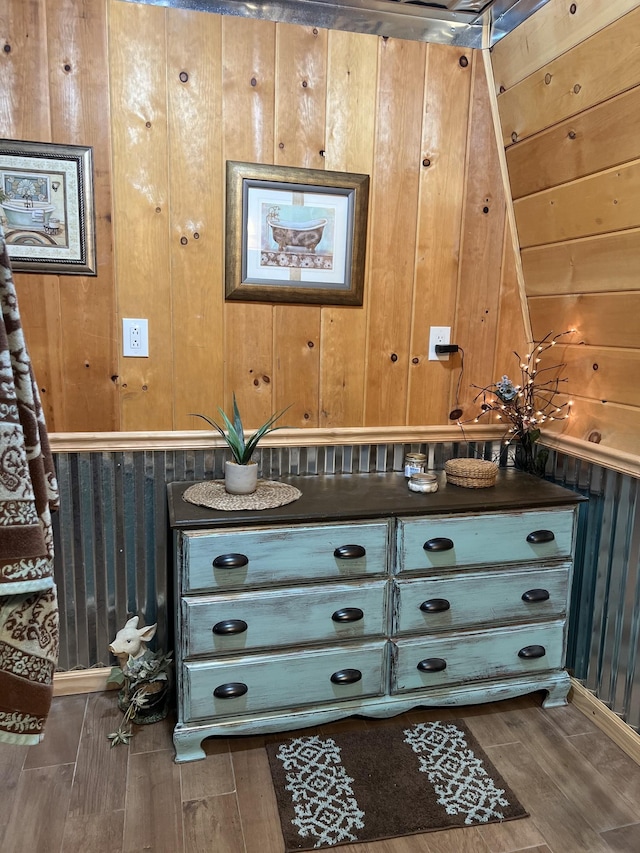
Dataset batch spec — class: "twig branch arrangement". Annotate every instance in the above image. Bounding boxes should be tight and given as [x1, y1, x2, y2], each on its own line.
[459, 331, 574, 475]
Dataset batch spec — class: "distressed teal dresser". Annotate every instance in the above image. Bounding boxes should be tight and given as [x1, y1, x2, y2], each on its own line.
[167, 471, 583, 763]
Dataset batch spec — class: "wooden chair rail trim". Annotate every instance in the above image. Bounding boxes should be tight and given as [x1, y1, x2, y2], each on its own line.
[540, 434, 640, 479]
[49, 424, 504, 452]
[48, 427, 639, 477]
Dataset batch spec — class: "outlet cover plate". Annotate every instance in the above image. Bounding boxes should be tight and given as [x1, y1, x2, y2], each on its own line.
[428, 326, 451, 361]
[122, 318, 149, 357]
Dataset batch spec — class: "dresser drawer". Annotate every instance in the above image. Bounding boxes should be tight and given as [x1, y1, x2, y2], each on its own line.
[391, 621, 565, 693]
[183, 579, 389, 656]
[396, 508, 575, 574]
[180, 521, 389, 592]
[393, 564, 570, 635]
[183, 641, 387, 722]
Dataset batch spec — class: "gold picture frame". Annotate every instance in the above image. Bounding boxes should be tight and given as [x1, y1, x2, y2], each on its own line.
[225, 161, 369, 306]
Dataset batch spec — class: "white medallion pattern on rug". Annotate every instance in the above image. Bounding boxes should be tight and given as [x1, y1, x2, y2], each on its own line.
[275, 735, 365, 848]
[403, 721, 511, 824]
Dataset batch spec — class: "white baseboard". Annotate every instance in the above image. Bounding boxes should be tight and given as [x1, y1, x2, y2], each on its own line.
[570, 678, 640, 765]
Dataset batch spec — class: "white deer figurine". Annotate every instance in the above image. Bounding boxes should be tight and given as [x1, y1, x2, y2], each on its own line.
[108, 616, 157, 669]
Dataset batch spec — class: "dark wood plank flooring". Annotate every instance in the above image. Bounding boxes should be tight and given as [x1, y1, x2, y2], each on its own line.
[1, 691, 639, 853]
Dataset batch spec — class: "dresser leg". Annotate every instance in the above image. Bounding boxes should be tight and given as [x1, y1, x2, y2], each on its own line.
[173, 728, 208, 763]
[541, 672, 571, 708]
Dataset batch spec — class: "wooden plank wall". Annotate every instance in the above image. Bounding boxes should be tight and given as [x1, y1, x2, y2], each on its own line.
[491, 0, 640, 458]
[0, 0, 524, 434]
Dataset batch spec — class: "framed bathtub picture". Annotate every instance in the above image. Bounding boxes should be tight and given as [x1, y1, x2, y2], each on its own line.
[225, 161, 369, 306]
[0, 139, 96, 275]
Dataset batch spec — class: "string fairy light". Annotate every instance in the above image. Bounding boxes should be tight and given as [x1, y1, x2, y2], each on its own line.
[457, 330, 575, 475]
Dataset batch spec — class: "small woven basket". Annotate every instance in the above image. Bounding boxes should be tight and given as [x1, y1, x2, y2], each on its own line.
[445, 458, 499, 489]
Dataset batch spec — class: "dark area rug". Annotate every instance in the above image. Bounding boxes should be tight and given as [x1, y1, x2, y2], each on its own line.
[266, 719, 528, 851]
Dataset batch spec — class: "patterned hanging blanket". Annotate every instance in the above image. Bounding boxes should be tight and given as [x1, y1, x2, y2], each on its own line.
[0, 225, 59, 745]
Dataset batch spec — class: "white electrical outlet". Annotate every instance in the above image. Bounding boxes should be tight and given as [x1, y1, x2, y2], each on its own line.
[122, 318, 149, 357]
[428, 326, 451, 361]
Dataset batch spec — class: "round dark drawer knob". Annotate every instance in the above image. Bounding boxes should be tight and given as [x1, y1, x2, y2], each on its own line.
[333, 544, 366, 559]
[420, 598, 451, 613]
[423, 537, 454, 552]
[522, 588, 550, 603]
[212, 619, 248, 635]
[213, 682, 248, 699]
[212, 553, 249, 569]
[518, 645, 546, 659]
[330, 668, 362, 685]
[417, 657, 447, 673]
[331, 607, 364, 623]
[526, 529, 555, 544]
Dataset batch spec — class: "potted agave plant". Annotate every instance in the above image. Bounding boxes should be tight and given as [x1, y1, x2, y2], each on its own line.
[191, 393, 291, 494]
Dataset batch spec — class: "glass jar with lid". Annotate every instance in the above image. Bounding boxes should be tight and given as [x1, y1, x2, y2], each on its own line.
[404, 452, 427, 478]
[408, 472, 438, 493]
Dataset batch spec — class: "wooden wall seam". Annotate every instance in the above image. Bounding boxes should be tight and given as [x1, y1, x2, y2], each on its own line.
[490, 0, 640, 458]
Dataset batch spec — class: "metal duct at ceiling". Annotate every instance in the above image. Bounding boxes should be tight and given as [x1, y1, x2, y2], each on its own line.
[121, 0, 551, 48]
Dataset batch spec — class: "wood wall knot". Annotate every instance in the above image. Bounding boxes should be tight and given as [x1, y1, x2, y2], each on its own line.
[569, 3, 577, 13]
[568, 130, 577, 139]
[179, 71, 189, 83]
[459, 56, 469, 68]
[3, 44, 10, 53]
[573, 83, 581, 94]
[588, 431, 602, 443]
[390, 353, 398, 362]
[422, 158, 431, 167]
[180, 236, 188, 245]
[544, 73, 552, 85]
[250, 77, 257, 87]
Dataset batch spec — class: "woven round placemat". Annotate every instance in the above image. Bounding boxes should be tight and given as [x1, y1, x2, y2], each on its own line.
[182, 479, 302, 511]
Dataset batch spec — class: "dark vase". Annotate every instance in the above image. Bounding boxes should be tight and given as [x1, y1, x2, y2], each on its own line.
[118, 682, 171, 725]
[513, 432, 548, 477]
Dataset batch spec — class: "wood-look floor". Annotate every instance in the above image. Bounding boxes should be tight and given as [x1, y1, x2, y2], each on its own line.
[1, 690, 640, 853]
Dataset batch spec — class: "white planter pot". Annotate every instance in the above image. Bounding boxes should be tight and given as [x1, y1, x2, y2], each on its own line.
[224, 460, 258, 495]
